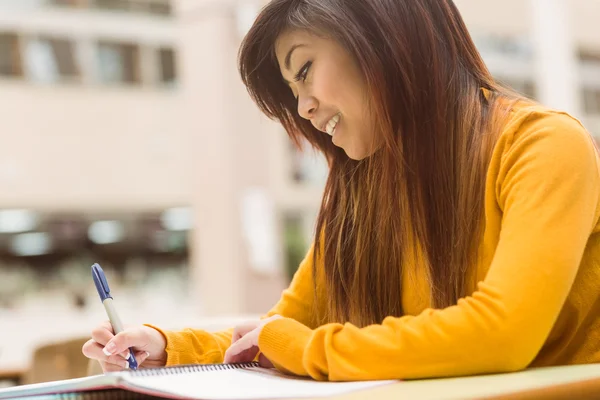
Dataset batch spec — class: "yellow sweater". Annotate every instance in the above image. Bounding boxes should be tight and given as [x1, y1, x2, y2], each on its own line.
[151, 102, 600, 381]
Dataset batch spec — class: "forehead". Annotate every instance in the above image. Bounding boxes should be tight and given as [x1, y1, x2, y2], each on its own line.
[275, 29, 318, 69]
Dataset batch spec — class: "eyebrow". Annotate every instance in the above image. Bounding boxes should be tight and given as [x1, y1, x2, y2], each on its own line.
[282, 44, 306, 85]
[284, 44, 306, 71]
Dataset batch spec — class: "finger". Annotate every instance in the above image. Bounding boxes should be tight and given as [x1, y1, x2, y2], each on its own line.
[82, 339, 100, 359]
[231, 315, 281, 344]
[91, 322, 115, 347]
[105, 354, 132, 369]
[134, 350, 151, 366]
[100, 320, 115, 333]
[225, 345, 259, 365]
[231, 322, 259, 344]
[258, 353, 274, 369]
[224, 341, 244, 363]
[103, 329, 147, 357]
[224, 330, 259, 363]
[237, 347, 259, 364]
[91, 321, 131, 361]
[83, 339, 130, 361]
[90, 322, 132, 360]
[101, 361, 126, 373]
[88, 345, 132, 370]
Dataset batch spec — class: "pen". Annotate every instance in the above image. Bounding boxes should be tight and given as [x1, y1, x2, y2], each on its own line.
[91, 263, 138, 370]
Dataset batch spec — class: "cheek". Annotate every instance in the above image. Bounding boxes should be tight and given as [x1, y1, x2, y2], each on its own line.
[314, 61, 357, 105]
[313, 72, 340, 105]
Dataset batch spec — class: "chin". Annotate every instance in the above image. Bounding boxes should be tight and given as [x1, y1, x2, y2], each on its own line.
[342, 146, 372, 161]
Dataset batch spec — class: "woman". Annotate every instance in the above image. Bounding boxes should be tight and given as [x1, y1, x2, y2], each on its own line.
[83, 0, 600, 381]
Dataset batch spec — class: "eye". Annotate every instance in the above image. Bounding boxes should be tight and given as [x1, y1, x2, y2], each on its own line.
[294, 61, 312, 83]
[292, 61, 312, 101]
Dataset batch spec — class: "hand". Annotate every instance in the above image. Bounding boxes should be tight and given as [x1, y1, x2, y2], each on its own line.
[223, 315, 283, 367]
[82, 321, 168, 373]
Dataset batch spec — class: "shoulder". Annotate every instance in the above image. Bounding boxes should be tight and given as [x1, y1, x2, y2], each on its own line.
[495, 101, 598, 171]
[489, 101, 600, 213]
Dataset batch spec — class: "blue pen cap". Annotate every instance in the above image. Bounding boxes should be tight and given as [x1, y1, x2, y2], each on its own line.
[92, 263, 112, 302]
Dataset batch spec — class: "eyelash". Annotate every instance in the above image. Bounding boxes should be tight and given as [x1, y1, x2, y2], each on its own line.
[293, 61, 312, 100]
[294, 61, 312, 83]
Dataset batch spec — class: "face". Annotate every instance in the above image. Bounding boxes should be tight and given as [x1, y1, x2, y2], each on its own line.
[275, 29, 379, 160]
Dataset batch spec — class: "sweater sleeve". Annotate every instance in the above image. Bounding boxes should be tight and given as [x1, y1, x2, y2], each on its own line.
[257, 113, 600, 381]
[146, 245, 320, 366]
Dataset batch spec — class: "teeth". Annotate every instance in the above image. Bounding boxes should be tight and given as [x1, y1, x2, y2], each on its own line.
[325, 114, 340, 136]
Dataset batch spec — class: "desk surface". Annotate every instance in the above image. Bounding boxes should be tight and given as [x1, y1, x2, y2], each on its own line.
[486, 375, 600, 400]
[323, 363, 600, 400]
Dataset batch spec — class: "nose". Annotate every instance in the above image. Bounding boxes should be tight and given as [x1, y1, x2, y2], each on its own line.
[297, 94, 318, 120]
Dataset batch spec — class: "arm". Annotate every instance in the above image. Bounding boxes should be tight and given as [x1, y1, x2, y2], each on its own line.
[257, 113, 600, 381]
[147, 245, 320, 366]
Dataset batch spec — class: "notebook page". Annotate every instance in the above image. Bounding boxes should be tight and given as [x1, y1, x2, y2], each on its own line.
[124, 366, 395, 400]
[0, 374, 118, 400]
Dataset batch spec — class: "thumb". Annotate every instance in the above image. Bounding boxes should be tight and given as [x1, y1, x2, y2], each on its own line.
[103, 329, 146, 356]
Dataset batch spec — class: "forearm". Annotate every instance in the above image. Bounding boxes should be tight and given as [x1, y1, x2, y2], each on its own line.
[258, 283, 524, 381]
[146, 324, 233, 365]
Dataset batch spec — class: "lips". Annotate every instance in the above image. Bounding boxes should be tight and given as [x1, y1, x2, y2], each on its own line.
[326, 114, 340, 136]
[318, 113, 340, 136]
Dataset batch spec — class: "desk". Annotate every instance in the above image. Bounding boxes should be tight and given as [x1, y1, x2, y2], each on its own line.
[324, 363, 600, 400]
[486, 376, 600, 399]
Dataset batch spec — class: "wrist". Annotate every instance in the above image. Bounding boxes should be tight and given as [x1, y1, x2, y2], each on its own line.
[144, 325, 168, 366]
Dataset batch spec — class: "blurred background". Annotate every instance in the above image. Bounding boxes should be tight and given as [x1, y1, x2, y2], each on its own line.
[0, 0, 598, 387]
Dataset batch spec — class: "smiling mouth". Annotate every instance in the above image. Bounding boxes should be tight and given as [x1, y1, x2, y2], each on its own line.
[325, 114, 340, 136]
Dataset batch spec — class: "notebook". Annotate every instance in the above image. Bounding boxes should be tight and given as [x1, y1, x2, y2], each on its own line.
[0, 362, 394, 400]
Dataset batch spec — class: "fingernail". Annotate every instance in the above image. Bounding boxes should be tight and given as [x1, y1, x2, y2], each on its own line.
[103, 342, 116, 355]
[124, 361, 129, 369]
[121, 351, 131, 360]
[144, 351, 150, 358]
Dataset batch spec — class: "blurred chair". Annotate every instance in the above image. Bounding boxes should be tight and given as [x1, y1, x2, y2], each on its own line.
[22, 337, 90, 385]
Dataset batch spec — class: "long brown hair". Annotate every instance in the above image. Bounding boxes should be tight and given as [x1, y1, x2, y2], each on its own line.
[239, 0, 523, 327]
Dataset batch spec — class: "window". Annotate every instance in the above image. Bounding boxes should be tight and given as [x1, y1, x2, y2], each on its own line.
[24, 36, 79, 83]
[473, 33, 533, 61]
[146, 1, 171, 16]
[158, 47, 176, 86]
[49, 0, 85, 6]
[94, 0, 129, 12]
[97, 41, 140, 85]
[48, 0, 171, 15]
[0, 210, 191, 311]
[579, 49, 600, 63]
[583, 88, 600, 115]
[0, 33, 22, 77]
[92, 0, 171, 16]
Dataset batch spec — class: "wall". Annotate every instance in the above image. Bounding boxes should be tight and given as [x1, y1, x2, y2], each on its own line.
[0, 82, 190, 210]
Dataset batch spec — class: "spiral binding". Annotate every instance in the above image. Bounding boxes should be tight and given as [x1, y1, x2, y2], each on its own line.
[129, 361, 260, 377]
[26, 363, 261, 399]
[51, 389, 162, 399]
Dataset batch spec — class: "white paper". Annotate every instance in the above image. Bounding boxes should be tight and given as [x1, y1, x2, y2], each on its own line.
[125, 367, 394, 400]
